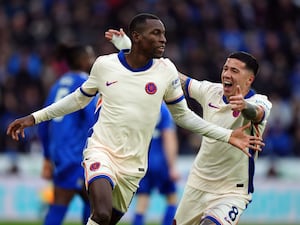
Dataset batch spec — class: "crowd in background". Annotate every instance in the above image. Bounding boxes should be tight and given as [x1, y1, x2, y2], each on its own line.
[0, 0, 300, 174]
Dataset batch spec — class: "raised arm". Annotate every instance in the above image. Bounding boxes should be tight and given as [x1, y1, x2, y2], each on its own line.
[229, 85, 265, 124]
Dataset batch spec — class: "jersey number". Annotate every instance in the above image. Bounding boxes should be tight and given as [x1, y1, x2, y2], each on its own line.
[228, 206, 239, 222]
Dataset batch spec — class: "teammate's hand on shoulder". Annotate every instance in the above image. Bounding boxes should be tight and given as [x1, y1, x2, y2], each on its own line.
[105, 28, 132, 50]
[105, 28, 121, 41]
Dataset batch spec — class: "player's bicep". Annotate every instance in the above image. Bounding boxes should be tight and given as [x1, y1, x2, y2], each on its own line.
[254, 97, 272, 124]
[164, 76, 185, 104]
[186, 79, 210, 105]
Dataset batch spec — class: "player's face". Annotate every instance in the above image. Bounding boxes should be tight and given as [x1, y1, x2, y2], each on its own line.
[221, 58, 254, 99]
[137, 19, 166, 58]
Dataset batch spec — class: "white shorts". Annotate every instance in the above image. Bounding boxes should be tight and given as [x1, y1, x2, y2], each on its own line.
[174, 185, 252, 225]
[82, 148, 140, 213]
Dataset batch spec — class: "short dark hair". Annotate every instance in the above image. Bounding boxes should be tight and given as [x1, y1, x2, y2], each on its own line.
[228, 51, 259, 76]
[128, 13, 160, 36]
[56, 43, 87, 70]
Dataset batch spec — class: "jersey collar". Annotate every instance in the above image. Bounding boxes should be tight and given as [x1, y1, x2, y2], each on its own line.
[118, 50, 153, 72]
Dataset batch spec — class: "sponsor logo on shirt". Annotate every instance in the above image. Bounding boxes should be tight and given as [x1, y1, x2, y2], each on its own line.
[171, 78, 180, 89]
[208, 102, 220, 109]
[106, 81, 118, 86]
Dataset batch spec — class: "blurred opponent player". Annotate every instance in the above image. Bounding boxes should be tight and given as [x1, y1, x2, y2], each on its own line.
[132, 103, 179, 225]
[38, 43, 96, 225]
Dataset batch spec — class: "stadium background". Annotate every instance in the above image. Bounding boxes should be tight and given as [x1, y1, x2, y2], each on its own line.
[0, 0, 299, 224]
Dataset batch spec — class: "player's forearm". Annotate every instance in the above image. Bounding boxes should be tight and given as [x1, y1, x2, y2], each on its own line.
[242, 101, 263, 123]
[168, 100, 231, 143]
[32, 88, 92, 124]
[163, 130, 178, 169]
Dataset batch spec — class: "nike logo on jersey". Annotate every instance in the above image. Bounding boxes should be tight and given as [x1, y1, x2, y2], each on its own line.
[106, 81, 118, 86]
[208, 102, 220, 109]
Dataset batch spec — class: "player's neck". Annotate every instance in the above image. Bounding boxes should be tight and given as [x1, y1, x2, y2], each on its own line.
[125, 52, 153, 69]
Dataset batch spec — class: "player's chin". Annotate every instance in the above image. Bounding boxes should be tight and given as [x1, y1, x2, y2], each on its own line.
[152, 48, 165, 57]
[153, 52, 164, 58]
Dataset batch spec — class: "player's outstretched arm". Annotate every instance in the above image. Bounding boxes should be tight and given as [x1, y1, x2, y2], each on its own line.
[168, 100, 264, 157]
[7, 88, 94, 141]
[6, 115, 35, 141]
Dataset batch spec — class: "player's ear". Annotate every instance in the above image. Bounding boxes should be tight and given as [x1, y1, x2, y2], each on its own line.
[247, 74, 255, 85]
[131, 31, 141, 43]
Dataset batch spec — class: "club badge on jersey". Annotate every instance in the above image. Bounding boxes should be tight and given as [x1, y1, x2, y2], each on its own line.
[145, 82, 157, 95]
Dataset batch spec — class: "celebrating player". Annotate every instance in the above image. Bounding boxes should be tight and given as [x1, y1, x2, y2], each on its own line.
[7, 13, 264, 225]
[174, 52, 272, 225]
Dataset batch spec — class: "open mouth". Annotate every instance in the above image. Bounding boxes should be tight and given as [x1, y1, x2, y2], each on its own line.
[158, 46, 165, 51]
[223, 81, 233, 87]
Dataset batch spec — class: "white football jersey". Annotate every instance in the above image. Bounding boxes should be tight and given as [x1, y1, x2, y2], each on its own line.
[81, 51, 183, 178]
[185, 79, 272, 194]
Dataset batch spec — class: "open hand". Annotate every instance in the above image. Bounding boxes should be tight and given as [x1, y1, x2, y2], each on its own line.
[6, 115, 35, 141]
[229, 122, 264, 157]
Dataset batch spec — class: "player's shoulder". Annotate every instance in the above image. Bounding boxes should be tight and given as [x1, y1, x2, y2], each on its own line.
[251, 92, 270, 101]
[153, 57, 178, 79]
[94, 53, 119, 64]
[251, 93, 272, 110]
[155, 57, 177, 69]
[191, 79, 222, 91]
[202, 80, 221, 88]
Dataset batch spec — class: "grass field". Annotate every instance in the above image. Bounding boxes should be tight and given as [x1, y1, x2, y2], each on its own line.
[0, 222, 298, 225]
